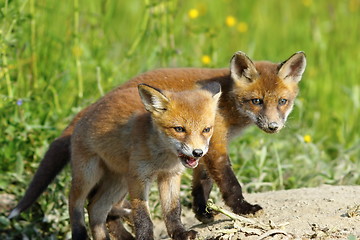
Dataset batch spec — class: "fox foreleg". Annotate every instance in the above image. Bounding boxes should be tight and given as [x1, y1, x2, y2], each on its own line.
[128, 175, 154, 240]
[191, 161, 214, 223]
[205, 153, 263, 216]
[157, 172, 197, 240]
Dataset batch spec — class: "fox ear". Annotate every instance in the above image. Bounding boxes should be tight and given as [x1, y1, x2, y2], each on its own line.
[138, 84, 169, 113]
[278, 51, 307, 83]
[230, 51, 259, 84]
[201, 82, 222, 102]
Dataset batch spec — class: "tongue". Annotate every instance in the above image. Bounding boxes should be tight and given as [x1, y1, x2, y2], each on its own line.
[186, 157, 197, 167]
[178, 153, 199, 168]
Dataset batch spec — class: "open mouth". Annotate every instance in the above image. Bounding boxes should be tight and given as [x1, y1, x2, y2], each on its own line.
[178, 153, 199, 168]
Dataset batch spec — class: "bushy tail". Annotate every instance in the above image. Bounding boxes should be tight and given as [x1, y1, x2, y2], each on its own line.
[8, 135, 71, 218]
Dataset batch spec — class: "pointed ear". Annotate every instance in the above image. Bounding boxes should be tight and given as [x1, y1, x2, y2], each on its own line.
[278, 51, 307, 83]
[230, 51, 259, 84]
[201, 82, 222, 103]
[138, 84, 169, 113]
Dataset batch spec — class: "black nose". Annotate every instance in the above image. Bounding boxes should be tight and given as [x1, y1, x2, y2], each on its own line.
[268, 122, 279, 131]
[192, 149, 203, 158]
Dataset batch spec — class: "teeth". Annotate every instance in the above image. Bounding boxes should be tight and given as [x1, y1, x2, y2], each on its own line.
[178, 153, 198, 167]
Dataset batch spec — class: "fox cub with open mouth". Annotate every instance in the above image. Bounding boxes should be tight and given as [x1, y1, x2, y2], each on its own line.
[69, 83, 221, 240]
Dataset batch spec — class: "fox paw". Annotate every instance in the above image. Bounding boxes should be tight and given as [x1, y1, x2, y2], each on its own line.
[235, 200, 263, 216]
[195, 209, 214, 224]
[172, 229, 197, 240]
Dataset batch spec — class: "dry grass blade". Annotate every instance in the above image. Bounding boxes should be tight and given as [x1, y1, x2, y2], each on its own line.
[206, 199, 291, 238]
[257, 229, 290, 240]
[206, 199, 261, 226]
[346, 204, 360, 218]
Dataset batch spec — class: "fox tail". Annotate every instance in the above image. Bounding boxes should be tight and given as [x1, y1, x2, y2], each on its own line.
[8, 135, 71, 219]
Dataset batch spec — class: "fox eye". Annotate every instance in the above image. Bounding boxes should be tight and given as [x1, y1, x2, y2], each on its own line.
[202, 127, 211, 133]
[278, 99, 287, 105]
[173, 126, 185, 133]
[251, 98, 263, 105]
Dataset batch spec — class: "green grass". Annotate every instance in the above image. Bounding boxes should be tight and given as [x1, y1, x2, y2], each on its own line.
[1, 0, 359, 239]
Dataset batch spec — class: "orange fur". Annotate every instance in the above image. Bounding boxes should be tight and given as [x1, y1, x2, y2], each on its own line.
[10, 51, 306, 227]
[69, 84, 221, 240]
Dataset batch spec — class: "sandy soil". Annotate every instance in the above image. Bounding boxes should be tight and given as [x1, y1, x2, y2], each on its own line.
[1, 185, 359, 239]
[154, 185, 360, 239]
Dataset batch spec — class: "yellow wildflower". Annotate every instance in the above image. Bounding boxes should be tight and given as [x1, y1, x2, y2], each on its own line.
[201, 55, 211, 65]
[349, 0, 359, 12]
[303, 134, 312, 143]
[302, 0, 313, 7]
[72, 45, 82, 58]
[237, 22, 248, 33]
[226, 16, 236, 27]
[188, 9, 199, 19]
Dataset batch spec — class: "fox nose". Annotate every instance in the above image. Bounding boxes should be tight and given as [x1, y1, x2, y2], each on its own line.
[268, 122, 279, 131]
[192, 149, 203, 158]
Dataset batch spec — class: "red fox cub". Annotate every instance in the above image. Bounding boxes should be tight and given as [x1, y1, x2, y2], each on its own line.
[69, 83, 221, 240]
[9, 51, 306, 224]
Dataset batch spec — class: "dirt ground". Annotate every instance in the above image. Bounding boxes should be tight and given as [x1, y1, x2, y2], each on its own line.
[1, 185, 359, 239]
[154, 185, 360, 240]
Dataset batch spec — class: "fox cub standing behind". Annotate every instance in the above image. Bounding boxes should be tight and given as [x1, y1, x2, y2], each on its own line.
[69, 83, 221, 240]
